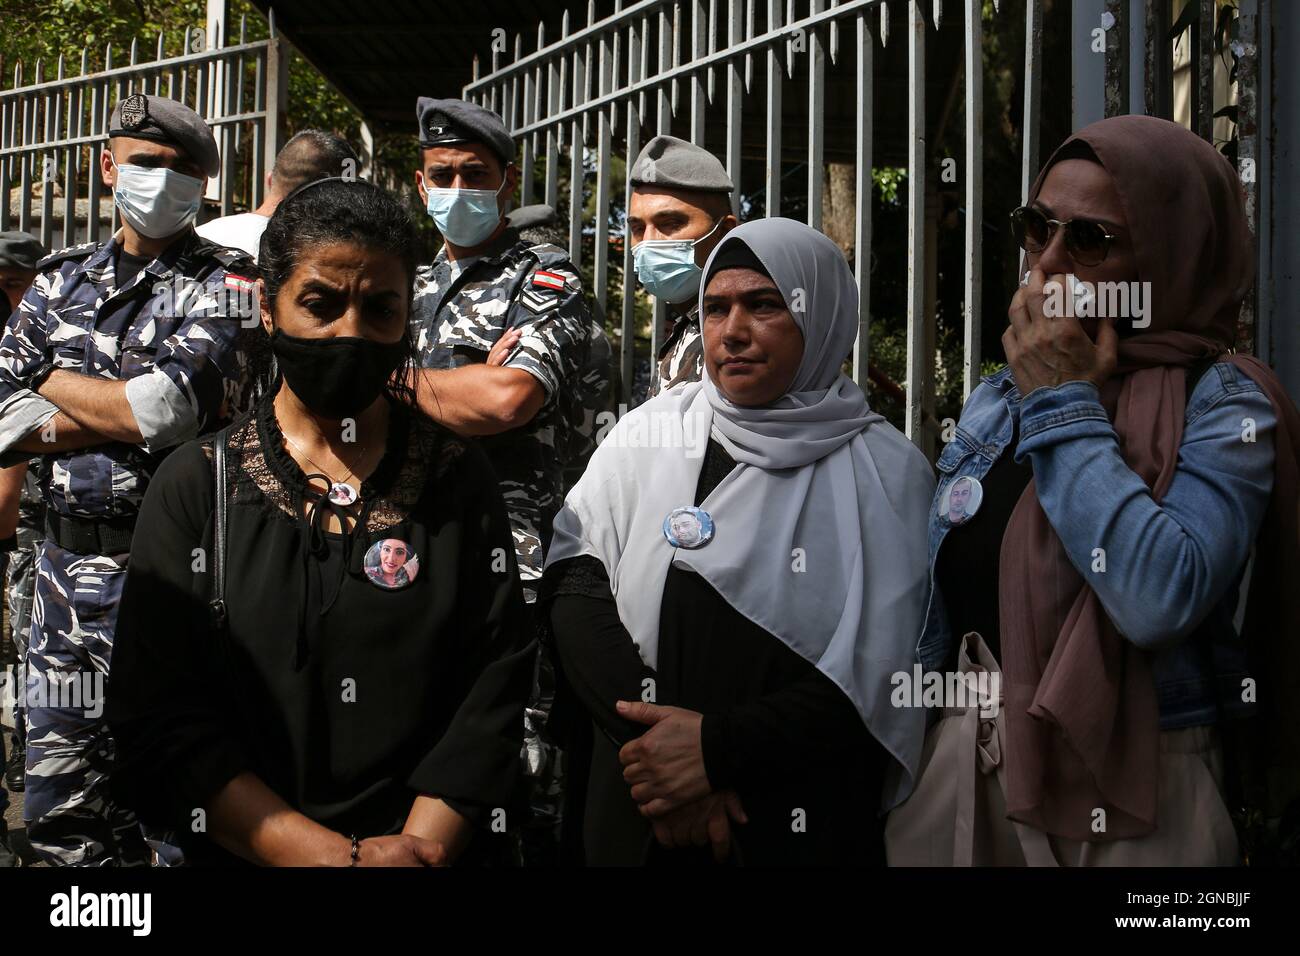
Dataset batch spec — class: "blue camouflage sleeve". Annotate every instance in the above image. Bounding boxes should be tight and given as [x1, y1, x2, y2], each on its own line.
[0, 271, 61, 458]
[504, 259, 592, 402]
[124, 267, 248, 451]
[0, 271, 54, 397]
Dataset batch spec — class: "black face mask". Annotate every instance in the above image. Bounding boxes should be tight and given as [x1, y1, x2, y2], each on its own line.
[270, 329, 408, 420]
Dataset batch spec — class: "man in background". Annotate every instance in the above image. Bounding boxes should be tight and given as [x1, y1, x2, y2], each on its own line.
[0, 94, 255, 865]
[0, 230, 46, 868]
[197, 128, 358, 261]
[506, 204, 613, 490]
[627, 135, 737, 398]
[408, 99, 604, 865]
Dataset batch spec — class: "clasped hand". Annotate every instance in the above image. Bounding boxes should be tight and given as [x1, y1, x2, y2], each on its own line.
[616, 700, 747, 862]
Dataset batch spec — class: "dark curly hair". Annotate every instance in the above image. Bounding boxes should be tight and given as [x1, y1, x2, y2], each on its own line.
[258, 177, 420, 406]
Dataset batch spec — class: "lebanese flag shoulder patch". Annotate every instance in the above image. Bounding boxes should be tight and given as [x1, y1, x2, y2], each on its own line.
[531, 270, 567, 292]
[224, 274, 255, 293]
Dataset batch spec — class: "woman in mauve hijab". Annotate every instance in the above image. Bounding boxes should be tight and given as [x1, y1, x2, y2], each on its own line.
[543, 218, 934, 866]
[887, 115, 1300, 866]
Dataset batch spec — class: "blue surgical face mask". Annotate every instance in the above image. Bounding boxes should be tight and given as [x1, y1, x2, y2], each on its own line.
[632, 217, 725, 305]
[424, 177, 507, 247]
[111, 158, 204, 239]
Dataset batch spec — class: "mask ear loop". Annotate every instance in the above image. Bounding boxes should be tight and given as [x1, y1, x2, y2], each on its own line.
[691, 214, 727, 249]
[491, 164, 519, 219]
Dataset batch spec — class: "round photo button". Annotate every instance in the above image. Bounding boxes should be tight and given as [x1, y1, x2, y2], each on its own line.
[662, 506, 715, 549]
[364, 537, 420, 590]
[328, 481, 359, 507]
[938, 475, 983, 527]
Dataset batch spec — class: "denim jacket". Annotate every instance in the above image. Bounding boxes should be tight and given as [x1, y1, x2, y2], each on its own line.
[916, 361, 1277, 729]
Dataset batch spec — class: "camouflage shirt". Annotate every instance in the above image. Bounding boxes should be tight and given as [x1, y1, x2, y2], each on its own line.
[649, 304, 704, 398]
[0, 230, 256, 519]
[411, 226, 596, 592]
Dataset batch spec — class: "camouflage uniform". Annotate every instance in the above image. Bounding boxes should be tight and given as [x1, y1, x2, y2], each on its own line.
[5, 459, 44, 771]
[412, 224, 602, 866]
[411, 225, 596, 600]
[648, 305, 704, 398]
[0, 230, 254, 865]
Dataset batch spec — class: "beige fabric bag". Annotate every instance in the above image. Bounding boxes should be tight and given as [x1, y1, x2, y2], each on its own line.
[885, 633, 1239, 867]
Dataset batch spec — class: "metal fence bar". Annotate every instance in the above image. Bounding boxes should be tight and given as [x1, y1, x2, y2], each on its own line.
[963, 0, 982, 399]
[692, 0, 708, 139]
[1104, 0, 1127, 118]
[594, 4, 615, 335]
[569, 7, 589, 268]
[220, 39, 236, 216]
[252, 40, 266, 209]
[1020, 0, 1042, 201]
[1195, 0, 1215, 141]
[1237, 0, 1260, 342]
[651, 5, 673, 363]
[0, 69, 11, 233]
[708, 0, 718, 101]
[1144, 0, 1172, 118]
[905, 0, 926, 445]
[19, 65, 33, 236]
[264, 30, 286, 197]
[765, 0, 783, 216]
[621, 13, 645, 404]
[808, 1, 827, 231]
[725, 0, 743, 215]
[39, 59, 55, 250]
[545, 16, 563, 209]
[851, 10, 873, 392]
[521, 34, 536, 207]
[62, 52, 84, 248]
[86, 60, 103, 243]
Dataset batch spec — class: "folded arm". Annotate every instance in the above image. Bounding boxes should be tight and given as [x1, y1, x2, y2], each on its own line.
[407, 364, 545, 437]
[1017, 370, 1277, 649]
[33, 371, 142, 444]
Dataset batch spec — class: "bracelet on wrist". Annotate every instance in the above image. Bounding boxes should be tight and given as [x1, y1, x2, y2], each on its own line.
[349, 834, 361, 867]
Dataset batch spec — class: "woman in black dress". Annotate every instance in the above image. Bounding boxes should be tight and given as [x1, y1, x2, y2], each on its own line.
[543, 218, 934, 866]
[106, 178, 535, 866]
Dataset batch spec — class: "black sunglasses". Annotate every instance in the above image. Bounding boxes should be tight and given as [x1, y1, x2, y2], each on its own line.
[1010, 205, 1116, 267]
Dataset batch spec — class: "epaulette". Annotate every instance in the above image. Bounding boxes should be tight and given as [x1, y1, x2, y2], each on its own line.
[526, 240, 571, 262]
[192, 239, 257, 278]
[36, 240, 98, 271]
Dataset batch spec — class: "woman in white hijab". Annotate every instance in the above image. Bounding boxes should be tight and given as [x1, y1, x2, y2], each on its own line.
[543, 217, 934, 866]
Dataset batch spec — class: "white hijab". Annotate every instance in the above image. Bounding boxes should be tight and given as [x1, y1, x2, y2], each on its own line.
[547, 217, 934, 809]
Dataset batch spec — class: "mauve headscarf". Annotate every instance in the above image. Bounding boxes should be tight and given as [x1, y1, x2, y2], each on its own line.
[1001, 114, 1300, 841]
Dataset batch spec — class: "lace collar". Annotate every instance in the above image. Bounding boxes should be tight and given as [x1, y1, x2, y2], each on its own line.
[254, 392, 409, 506]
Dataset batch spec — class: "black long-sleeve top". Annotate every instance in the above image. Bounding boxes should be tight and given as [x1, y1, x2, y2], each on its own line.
[543, 438, 886, 866]
[105, 396, 536, 865]
[933, 433, 1034, 666]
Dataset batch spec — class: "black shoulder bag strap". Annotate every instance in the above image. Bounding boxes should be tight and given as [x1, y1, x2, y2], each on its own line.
[208, 430, 229, 634]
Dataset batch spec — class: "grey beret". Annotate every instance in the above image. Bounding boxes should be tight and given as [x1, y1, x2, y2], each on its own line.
[109, 93, 219, 178]
[0, 231, 48, 271]
[507, 204, 558, 231]
[630, 135, 733, 193]
[416, 97, 515, 167]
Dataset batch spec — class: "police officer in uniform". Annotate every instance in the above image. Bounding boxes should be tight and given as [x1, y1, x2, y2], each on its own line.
[0, 229, 46, 867]
[0, 94, 256, 865]
[409, 98, 600, 590]
[627, 135, 737, 398]
[407, 98, 604, 864]
[506, 204, 613, 490]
